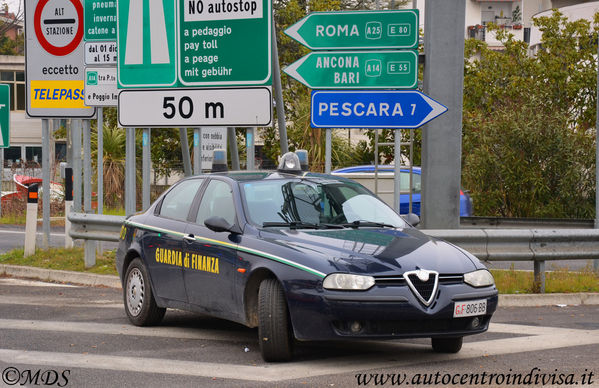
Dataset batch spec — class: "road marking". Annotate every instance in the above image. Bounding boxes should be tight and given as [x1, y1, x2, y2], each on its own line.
[0, 320, 597, 381]
[0, 295, 120, 308]
[0, 319, 255, 342]
[0, 278, 79, 288]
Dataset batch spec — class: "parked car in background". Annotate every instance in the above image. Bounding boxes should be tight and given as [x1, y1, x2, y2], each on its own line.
[331, 165, 473, 216]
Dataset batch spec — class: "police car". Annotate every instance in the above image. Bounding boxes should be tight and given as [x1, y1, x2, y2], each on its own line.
[116, 152, 498, 362]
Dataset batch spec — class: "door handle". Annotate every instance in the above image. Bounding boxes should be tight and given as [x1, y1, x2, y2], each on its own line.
[183, 234, 195, 242]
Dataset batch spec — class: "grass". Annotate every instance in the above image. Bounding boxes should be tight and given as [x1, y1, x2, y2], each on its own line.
[1, 247, 597, 294]
[491, 265, 599, 294]
[0, 247, 118, 275]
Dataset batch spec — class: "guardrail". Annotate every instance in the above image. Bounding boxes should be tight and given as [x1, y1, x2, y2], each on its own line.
[67, 212, 599, 293]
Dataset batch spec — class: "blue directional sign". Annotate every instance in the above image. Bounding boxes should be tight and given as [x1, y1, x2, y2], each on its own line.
[311, 90, 447, 128]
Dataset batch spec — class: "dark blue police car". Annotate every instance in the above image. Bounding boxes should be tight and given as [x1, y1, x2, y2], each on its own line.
[116, 152, 498, 362]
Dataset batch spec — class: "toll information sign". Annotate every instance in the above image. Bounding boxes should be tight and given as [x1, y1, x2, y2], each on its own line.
[85, 67, 117, 106]
[0, 84, 9, 148]
[25, 0, 95, 117]
[117, 0, 271, 88]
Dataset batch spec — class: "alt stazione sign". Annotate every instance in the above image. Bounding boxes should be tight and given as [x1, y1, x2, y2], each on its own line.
[25, 0, 96, 118]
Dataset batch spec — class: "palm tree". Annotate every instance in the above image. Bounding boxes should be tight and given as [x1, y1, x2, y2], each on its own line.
[91, 125, 126, 208]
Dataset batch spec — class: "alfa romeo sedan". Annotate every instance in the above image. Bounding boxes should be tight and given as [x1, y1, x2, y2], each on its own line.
[116, 153, 498, 362]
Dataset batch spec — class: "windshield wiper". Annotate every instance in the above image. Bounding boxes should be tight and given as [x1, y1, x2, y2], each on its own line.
[341, 220, 395, 229]
[262, 221, 345, 230]
[262, 221, 319, 229]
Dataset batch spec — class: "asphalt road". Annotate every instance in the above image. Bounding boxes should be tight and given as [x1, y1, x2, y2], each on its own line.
[0, 277, 597, 387]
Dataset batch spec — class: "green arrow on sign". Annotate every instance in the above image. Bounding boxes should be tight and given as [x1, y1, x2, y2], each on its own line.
[285, 10, 418, 50]
[284, 50, 418, 89]
[0, 84, 9, 148]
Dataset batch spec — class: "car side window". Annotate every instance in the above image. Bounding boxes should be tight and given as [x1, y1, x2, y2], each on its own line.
[196, 180, 236, 226]
[400, 172, 422, 193]
[159, 179, 204, 221]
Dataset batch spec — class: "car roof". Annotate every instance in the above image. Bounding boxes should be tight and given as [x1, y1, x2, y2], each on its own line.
[180, 171, 356, 183]
[332, 165, 422, 174]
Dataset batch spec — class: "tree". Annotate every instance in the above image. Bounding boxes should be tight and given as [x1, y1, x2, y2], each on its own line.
[462, 12, 597, 218]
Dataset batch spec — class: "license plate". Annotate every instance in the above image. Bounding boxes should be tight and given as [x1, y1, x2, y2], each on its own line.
[453, 299, 487, 318]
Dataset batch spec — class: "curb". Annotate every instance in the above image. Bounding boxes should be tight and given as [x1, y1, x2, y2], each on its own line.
[0, 264, 121, 289]
[1, 264, 598, 307]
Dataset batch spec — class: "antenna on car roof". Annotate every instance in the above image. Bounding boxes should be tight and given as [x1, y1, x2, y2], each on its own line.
[211, 149, 228, 172]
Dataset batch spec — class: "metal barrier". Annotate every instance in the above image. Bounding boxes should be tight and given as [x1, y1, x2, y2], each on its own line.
[67, 212, 599, 292]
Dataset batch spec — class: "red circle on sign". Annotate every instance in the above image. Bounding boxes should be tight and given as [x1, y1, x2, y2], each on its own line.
[34, 0, 84, 56]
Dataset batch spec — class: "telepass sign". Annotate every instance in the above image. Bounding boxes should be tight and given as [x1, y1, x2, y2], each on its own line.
[25, 0, 95, 117]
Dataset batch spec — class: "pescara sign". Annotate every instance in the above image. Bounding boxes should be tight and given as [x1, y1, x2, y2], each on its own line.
[25, 0, 95, 118]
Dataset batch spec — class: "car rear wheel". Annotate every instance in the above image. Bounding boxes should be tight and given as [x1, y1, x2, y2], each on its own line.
[431, 337, 463, 353]
[258, 278, 293, 362]
[124, 258, 166, 326]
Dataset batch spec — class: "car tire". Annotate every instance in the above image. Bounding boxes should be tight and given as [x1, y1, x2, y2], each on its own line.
[123, 257, 166, 326]
[431, 337, 463, 353]
[258, 278, 293, 362]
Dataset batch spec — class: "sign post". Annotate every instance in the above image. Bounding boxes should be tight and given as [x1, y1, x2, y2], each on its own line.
[25, 0, 95, 118]
[0, 84, 9, 218]
[116, 0, 273, 127]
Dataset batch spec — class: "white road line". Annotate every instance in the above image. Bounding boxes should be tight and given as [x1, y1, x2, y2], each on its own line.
[0, 319, 598, 381]
[0, 319, 254, 342]
[0, 279, 79, 288]
[0, 296, 119, 308]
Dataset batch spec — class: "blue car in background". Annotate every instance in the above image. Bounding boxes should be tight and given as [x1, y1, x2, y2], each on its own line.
[332, 165, 473, 217]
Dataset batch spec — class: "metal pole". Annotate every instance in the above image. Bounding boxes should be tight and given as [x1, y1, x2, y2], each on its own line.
[421, 0, 465, 229]
[125, 127, 136, 216]
[179, 128, 192, 177]
[142, 128, 151, 210]
[83, 120, 96, 268]
[325, 128, 332, 173]
[246, 127, 255, 170]
[0, 148, 3, 218]
[595, 31, 599, 272]
[42, 119, 51, 248]
[272, 13, 289, 154]
[228, 127, 240, 170]
[83, 120, 92, 213]
[193, 128, 202, 174]
[394, 129, 401, 213]
[97, 107, 103, 216]
[72, 119, 82, 213]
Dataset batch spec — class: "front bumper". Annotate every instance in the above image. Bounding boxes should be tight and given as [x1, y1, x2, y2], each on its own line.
[286, 282, 498, 341]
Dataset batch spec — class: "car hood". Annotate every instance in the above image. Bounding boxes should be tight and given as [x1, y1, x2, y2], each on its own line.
[257, 227, 481, 276]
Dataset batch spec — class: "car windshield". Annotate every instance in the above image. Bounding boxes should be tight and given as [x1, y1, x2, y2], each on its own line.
[241, 178, 408, 229]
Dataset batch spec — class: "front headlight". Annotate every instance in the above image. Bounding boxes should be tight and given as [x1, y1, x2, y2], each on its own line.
[464, 269, 495, 287]
[323, 273, 375, 290]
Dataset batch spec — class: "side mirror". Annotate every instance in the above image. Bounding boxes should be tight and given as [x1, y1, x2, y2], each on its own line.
[204, 216, 234, 233]
[404, 213, 420, 227]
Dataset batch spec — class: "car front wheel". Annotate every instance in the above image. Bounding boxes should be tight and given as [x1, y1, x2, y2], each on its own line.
[124, 258, 166, 326]
[258, 278, 293, 362]
[431, 337, 463, 353]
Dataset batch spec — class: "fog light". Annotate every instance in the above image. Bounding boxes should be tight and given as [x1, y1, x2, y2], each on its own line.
[350, 321, 362, 333]
[471, 317, 480, 329]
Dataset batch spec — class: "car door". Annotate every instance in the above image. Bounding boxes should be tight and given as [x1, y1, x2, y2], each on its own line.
[143, 178, 204, 302]
[182, 178, 242, 319]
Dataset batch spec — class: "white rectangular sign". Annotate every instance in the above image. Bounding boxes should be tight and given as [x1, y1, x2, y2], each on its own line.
[199, 127, 227, 170]
[85, 67, 118, 106]
[85, 42, 117, 65]
[118, 87, 272, 127]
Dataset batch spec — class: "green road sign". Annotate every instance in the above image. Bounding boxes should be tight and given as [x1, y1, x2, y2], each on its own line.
[178, 0, 271, 86]
[285, 10, 418, 50]
[284, 50, 418, 89]
[0, 84, 9, 148]
[117, 0, 177, 87]
[85, 0, 116, 41]
[117, 0, 271, 88]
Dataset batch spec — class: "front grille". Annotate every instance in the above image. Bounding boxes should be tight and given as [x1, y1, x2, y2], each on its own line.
[375, 274, 463, 286]
[406, 274, 436, 301]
